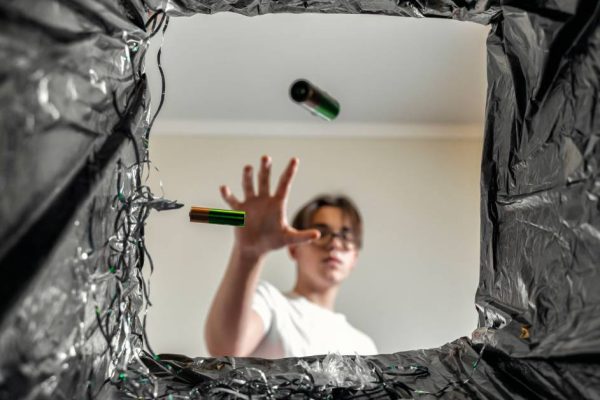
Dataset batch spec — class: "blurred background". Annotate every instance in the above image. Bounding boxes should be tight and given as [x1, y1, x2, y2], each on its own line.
[144, 12, 490, 356]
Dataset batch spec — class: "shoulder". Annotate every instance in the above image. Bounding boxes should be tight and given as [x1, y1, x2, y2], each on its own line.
[254, 281, 288, 306]
[256, 280, 283, 297]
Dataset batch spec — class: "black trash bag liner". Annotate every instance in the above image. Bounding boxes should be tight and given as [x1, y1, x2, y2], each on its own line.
[1, 0, 599, 398]
[477, 2, 600, 359]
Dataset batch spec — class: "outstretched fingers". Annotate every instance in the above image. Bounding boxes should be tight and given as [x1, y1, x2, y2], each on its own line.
[257, 155, 271, 196]
[284, 227, 321, 245]
[275, 157, 299, 200]
[220, 185, 240, 209]
[242, 164, 256, 199]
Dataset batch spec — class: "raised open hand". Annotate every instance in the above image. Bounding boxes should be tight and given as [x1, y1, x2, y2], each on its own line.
[220, 156, 320, 258]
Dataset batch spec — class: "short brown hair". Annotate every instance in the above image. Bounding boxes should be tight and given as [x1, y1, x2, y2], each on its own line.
[291, 194, 363, 249]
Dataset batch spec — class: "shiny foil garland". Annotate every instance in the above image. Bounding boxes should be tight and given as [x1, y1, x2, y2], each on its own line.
[0, 2, 167, 398]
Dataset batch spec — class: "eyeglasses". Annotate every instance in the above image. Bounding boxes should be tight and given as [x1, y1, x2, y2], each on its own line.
[311, 224, 356, 250]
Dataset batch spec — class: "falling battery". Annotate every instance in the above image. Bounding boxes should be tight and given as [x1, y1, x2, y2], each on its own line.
[189, 207, 245, 226]
[290, 79, 340, 121]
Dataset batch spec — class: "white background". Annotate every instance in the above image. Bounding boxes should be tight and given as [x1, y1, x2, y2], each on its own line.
[144, 13, 489, 357]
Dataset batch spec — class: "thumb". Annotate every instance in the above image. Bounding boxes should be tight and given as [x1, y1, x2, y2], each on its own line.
[284, 228, 321, 245]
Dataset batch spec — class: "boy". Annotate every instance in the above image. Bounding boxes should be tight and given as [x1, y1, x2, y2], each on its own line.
[204, 156, 376, 358]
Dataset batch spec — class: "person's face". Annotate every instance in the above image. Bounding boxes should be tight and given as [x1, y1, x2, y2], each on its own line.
[289, 206, 359, 290]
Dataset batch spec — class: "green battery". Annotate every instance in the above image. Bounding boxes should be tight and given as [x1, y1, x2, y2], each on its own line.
[189, 207, 245, 227]
[290, 79, 340, 121]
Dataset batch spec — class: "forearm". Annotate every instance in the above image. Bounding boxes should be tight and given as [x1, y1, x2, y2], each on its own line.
[204, 244, 266, 356]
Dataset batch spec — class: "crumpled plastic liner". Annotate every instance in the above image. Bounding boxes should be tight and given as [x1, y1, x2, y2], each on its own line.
[2, 0, 600, 399]
[138, 340, 490, 399]
[1, 0, 159, 398]
[0, 0, 150, 318]
[135, 339, 600, 399]
[148, 0, 500, 24]
[476, 1, 600, 359]
[297, 353, 377, 388]
[0, 142, 152, 399]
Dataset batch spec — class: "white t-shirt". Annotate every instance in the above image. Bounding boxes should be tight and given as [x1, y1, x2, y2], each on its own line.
[250, 281, 378, 358]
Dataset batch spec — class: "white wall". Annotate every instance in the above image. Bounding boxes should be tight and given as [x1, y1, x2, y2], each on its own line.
[148, 13, 488, 125]
[144, 133, 482, 357]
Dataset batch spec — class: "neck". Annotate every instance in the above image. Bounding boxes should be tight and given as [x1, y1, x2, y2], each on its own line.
[292, 281, 339, 311]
